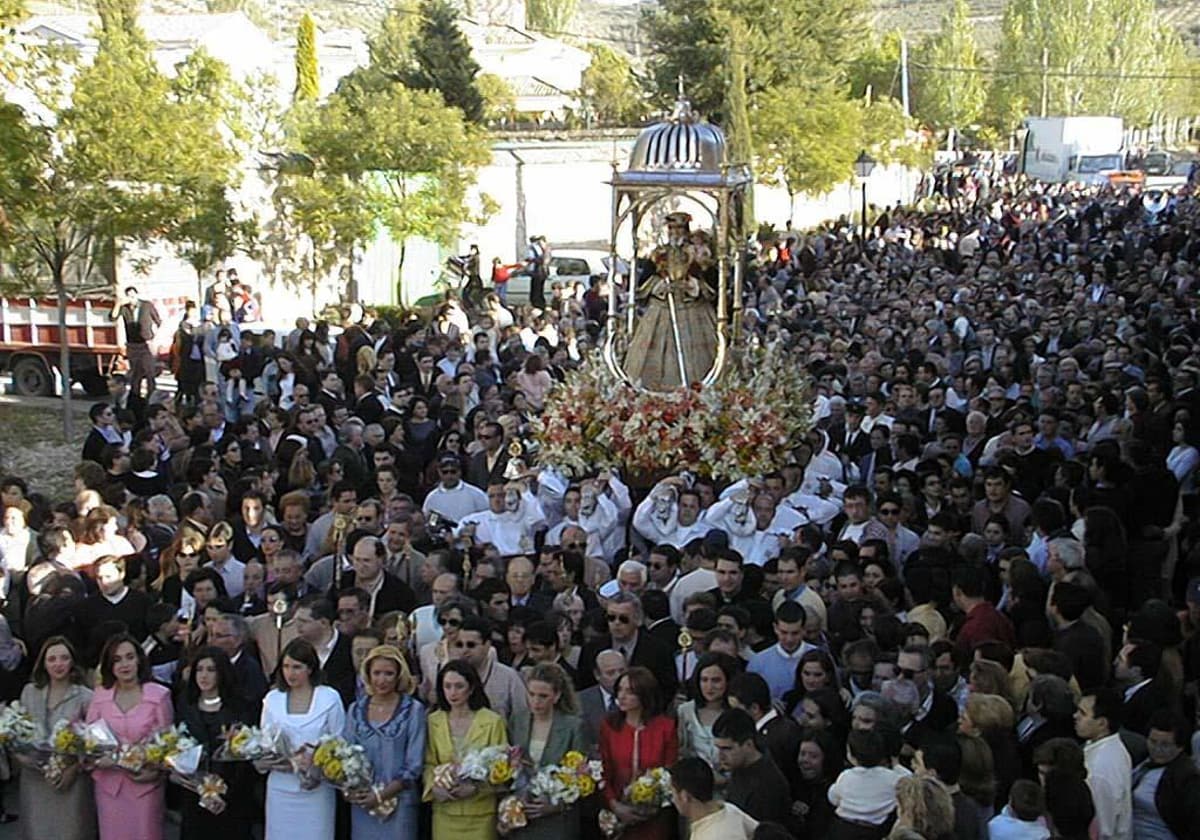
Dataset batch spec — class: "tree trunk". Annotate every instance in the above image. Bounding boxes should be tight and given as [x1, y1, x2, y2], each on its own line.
[54, 268, 74, 442]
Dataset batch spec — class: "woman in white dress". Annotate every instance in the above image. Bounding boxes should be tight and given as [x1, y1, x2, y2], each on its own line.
[258, 638, 346, 840]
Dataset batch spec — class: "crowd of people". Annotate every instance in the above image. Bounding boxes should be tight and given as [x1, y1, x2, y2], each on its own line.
[1, 173, 1200, 840]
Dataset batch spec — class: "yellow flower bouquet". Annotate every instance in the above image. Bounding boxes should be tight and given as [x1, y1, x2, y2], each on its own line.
[497, 750, 605, 834]
[306, 735, 396, 820]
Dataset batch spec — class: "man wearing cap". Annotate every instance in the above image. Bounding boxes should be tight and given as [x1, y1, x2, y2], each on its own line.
[423, 454, 488, 524]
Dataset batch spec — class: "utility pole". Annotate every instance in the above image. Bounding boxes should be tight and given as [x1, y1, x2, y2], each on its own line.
[900, 38, 910, 117]
[1040, 47, 1049, 118]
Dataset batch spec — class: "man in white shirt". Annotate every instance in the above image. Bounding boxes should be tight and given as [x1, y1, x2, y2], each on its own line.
[456, 482, 545, 557]
[423, 455, 488, 524]
[670, 757, 758, 840]
[545, 480, 621, 562]
[632, 478, 708, 548]
[1076, 688, 1133, 840]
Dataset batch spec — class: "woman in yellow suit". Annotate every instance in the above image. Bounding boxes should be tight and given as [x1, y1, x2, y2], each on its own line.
[424, 659, 508, 840]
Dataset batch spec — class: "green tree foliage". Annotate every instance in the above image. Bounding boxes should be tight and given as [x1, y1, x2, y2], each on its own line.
[989, 0, 1185, 130]
[406, 0, 483, 123]
[294, 12, 320, 102]
[2, 8, 240, 434]
[914, 0, 985, 132]
[95, 0, 140, 39]
[0, 0, 26, 24]
[753, 82, 863, 210]
[476, 72, 515, 125]
[302, 79, 490, 270]
[578, 43, 643, 126]
[525, 0, 576, 34]
[643, 0, 866, 122]
[848, 31, 903, 102]
[367, 0, 420, 78]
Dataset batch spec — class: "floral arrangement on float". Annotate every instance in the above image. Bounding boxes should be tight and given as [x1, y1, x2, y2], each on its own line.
[533, 345, 812, 484]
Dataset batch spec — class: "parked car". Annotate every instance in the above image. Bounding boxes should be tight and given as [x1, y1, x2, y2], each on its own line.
[504, 249, 628, 305]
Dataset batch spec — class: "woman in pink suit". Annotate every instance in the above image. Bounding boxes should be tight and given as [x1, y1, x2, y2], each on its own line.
[86, 633, 173, 840]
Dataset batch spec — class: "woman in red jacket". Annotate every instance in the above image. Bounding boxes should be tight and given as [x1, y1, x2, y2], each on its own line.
[598, 665, 678, 840]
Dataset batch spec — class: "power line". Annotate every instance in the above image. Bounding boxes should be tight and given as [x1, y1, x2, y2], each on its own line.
[908, 60, 1200, 82]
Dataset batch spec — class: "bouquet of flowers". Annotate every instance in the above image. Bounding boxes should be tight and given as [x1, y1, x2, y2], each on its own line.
[431, 744, 522, 793]
[626, 767, 672, 808]
[597, 767, 673, 839]
[213, 724, 291, 763]
[32, 720, 85, 785]
[0, 702, 37, 747]
[74, 719, 121, 761]
[305, 735, 396, 820]
[497, 751, 604, 834]
[144, 724, 202, 773]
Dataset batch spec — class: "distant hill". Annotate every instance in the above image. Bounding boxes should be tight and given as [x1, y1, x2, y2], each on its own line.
[24, 0, 1200, 55]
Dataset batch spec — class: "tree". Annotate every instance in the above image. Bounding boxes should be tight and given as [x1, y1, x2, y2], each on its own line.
[294, 12, 320, 102]
[848, 30, 903, 102]
[525, 0, 576, 34]
[724, 15, 754, 229]
[406, 0, 483, 123]
[643, 0, 867, 122]
[0, 0, 25, 24]
[476, 72, 515, 125]
[300, 77, 491, 293]
[988, 0, 1185, 131]
[578, 43, 643, 126]
[2, 10, 239, 437]
[914, 0, 986, 135]
[753, 82, 863, 214]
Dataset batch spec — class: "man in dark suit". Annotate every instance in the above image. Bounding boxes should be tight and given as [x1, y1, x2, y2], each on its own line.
[82, 402, 122, 464]
[465, 421, 509, 490]
[728, 671, 802, 789]
[210, 612, 269, 710]
[333, 533, 417, 618]
[575, 592, 678, 701]
[294, 593, 356, 706]
[403, 351, 440, 397]
[840, 403, 873, 462]
[898, 644, 957, 747]
[1050, 580, 1109, 693]
[1117, 639, 1170, 736]
[576, 649, 627, 743]
[316, 370, 346, 418]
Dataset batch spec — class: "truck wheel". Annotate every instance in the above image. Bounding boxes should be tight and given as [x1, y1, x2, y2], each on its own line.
[11, 357, 53, 397]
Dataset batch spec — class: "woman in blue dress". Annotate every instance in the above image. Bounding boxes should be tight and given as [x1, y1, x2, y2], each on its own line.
[343, 644, 427, 839]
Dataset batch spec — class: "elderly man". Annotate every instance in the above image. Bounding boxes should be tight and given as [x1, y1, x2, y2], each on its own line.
[577, 592, 677, 700]
[210, 612, 269, 709]
[577, 649, 627, 741]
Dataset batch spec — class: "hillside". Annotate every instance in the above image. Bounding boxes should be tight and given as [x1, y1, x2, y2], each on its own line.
[24, 0, 1200, 55]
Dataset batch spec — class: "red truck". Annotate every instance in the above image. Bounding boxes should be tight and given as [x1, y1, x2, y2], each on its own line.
[0, 294, 188, 396]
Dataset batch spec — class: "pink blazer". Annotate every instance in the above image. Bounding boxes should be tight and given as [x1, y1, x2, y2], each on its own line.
[86, 682, 173, 798]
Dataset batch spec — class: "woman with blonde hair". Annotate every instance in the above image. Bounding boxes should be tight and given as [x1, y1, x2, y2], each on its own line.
[959, 693, 1019, 811]
[889, 775, 955, 840]
[72, 505, 135, 570]
[343, 645, 427, 839]
[507, 663, 588, 840]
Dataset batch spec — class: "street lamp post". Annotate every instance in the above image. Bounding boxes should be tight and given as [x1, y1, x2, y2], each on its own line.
[854, 150, 876, 242]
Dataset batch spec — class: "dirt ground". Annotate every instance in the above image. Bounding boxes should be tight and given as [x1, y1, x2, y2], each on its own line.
[0, 395, 90, 501]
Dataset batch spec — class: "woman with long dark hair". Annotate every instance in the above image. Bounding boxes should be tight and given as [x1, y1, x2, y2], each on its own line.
[175, 646, 255, 840]
[676, 652, 737, 775]
[598, 666, 678, 840]
[422, 659, 508, 840]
